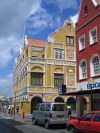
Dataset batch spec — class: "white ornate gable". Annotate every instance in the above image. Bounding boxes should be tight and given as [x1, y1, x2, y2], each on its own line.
[91, 0, 99, 7]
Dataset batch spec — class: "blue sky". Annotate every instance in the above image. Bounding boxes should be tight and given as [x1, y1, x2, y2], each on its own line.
[0, 0, 80, 97]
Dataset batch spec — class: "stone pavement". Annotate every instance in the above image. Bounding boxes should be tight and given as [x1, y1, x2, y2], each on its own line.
[0, 109, 32, 123]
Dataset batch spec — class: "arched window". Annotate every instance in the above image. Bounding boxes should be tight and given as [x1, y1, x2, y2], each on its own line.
[92, 56, 100, 75]
[79, 60, 87, 79]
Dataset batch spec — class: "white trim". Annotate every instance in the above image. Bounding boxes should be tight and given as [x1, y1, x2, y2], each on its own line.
[90, 54, 100, 77]
[78, 34, 85, 51]
[54, 48, 64, 60]
[91, 0, 100, 7]
[77, 0, 82, 23]
[76, 77, 100, 91]
[89, 27, 98, 45]
[79, 59, 87, 80]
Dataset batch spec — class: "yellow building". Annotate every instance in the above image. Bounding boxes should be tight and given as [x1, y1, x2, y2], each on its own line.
[12, 19, 76, 114]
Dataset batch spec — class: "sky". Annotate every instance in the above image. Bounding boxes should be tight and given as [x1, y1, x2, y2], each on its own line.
[0, 0, 80, 97]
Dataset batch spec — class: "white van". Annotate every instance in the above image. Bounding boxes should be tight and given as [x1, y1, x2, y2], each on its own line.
[32, 102, 68, 128]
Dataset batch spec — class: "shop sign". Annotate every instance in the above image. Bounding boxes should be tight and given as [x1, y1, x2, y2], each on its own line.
[87, 82, 100, 89]
[58, 85, 62, 94]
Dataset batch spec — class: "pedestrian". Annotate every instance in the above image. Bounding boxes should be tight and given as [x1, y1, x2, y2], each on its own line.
[11, 105, 14, 116]
[68, 110, 72, 118]
[4, 106, 7, 114]
[8, 105, 11, 114]
[16, 105, 19, 113]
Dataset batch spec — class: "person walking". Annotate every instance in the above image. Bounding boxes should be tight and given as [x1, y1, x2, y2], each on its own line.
[68, 110, 72, 118]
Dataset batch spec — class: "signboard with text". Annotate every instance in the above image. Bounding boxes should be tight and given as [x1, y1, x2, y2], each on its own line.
[87, 82, 100, 89]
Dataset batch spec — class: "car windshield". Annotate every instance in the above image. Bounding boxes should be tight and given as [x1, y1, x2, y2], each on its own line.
[52, 104, 66, 111]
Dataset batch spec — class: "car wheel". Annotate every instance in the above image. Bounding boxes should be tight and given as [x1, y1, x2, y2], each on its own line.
[32, 117, 37, 125]
[45, 120, 50, 129]
[70, 126, 76, 133]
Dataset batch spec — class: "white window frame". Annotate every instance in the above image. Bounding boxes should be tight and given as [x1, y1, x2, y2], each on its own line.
[67, 23, 71, 29]
[66, 36, 74, 45]
[89, 27, 97, 45]
[79, 60, 87, 80]
[90, 55, 100, 77]
[79, 35, 85, 51]
[54, 48, 64, 59]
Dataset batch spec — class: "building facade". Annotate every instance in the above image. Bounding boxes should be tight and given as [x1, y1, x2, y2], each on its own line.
[12, 19, 76, 114]
[76, 0, 100, 116]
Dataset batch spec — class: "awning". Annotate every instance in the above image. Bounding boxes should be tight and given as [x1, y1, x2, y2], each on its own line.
[61, 88, 100, 96]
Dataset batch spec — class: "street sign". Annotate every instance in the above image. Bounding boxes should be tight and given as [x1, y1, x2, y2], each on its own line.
[58, 84, 66, 94]
[58, 85, 62, 94]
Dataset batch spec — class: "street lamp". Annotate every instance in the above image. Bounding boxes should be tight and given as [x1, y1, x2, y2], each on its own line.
[90, 83, 93, 111]
[89, 78, 94, 111]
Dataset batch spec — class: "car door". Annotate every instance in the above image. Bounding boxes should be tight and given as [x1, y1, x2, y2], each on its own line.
[89, 113, 100, 133]
[78, 113, 94, 132]
[39, 104, 45, 123]
[34, 104, 40, 122]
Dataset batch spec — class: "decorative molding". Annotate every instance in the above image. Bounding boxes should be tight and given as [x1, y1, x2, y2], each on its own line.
[76, 12, 100, 32]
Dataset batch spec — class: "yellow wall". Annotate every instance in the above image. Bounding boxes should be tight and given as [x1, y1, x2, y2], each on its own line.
[12, 19, 76, 114]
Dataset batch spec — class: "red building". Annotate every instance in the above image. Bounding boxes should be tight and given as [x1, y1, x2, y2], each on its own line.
[75, 0, 100, 116]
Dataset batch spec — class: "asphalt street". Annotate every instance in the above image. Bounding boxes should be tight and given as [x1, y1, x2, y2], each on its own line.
[0, 114, 70, 133]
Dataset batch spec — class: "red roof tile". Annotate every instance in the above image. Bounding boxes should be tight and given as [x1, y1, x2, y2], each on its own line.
[27, 39, 46, 47]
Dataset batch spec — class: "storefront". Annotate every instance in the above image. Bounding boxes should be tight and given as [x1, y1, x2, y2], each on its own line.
[62, 88, 100, 117]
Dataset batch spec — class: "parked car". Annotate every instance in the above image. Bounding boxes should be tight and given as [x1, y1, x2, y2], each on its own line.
[32, 102, 68, 128]
[67, 111, 100, 133]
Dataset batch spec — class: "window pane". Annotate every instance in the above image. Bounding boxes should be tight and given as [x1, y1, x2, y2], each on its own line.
[54, 49, 64, 59]
[94, 114, 100, 122]
[93, 56, 100, 75]
[31, 72, 43, 86]
[46, 104, 51, 111]
[79, 36, 85, 50]
[54, 74, 64, 87]
[67, 24, 71, 29]
[81, 61, 87, 78]
[81, 114, 94, 121]
[84, 6, 88, 15]
[52, 104, 66, 111]
[90, 28, 97, 44]
[66, 36, 74, 45]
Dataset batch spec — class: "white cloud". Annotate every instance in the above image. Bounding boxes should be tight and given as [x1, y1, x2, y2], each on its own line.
[0, 0, 78, 67]
[0, 0, 78, 96]
[27, 8, 54, 30]
[26, 8, 62, 35]
[46, 0, 78, 12]
[0, 36, 23, 67]
[0, 0, 42, 67]
[0, 0, 42, 38]
[70, 13, 78, 26]
[0, 74, 12, 96]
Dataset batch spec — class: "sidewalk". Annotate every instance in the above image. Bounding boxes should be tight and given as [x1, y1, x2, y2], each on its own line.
[0, 110, 32, 123]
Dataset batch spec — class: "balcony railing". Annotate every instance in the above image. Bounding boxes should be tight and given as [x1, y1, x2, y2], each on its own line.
[29, 57, 76, 66]
[13, 57, 76, 83]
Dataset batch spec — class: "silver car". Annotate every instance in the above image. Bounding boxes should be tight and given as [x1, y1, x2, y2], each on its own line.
[32, 102, 68, 128]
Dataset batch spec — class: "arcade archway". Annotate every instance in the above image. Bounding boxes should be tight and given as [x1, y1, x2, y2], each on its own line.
[80, 97, 87, 115]
[66, 97, 76, 111]
[54, 97, 64, 103]
[31, 96, 42, 113]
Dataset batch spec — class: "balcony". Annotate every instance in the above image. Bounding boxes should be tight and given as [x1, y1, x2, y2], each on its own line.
[29, 57, 76, 66]
[13, 57, 76, 83]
